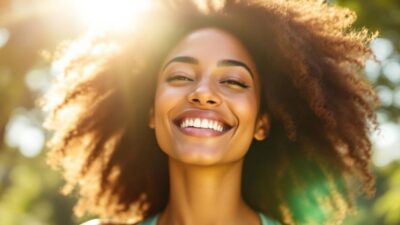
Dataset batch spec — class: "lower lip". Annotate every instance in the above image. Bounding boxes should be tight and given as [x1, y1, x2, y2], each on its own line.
[175, 125, 228, 137]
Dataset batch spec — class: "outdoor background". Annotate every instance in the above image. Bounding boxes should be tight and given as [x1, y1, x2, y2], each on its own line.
[0, 0, 399, 224]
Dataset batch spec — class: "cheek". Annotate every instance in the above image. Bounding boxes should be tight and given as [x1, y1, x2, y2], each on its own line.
[152, 85, 186, 145]
[152, 87, 174, 154]
[154, 84, 187, 118]
[154, 86, 173, 127]
[228, 93, 260, 156]
[226, 92, 259, 124]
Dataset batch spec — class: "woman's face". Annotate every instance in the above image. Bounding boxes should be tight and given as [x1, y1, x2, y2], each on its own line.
[149, 28, 268, 165]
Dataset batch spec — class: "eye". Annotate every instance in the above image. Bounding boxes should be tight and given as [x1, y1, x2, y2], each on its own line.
[220, 79, 249, 89]
[166, 74, 194, 82]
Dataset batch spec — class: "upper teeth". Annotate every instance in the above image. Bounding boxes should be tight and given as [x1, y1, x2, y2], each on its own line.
[180, 118, 224, 132]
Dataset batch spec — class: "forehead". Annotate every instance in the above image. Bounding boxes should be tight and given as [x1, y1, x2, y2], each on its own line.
[162, 27, 257, 68]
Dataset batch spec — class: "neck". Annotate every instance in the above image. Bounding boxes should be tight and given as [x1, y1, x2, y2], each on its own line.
[158, 158, 260, 225]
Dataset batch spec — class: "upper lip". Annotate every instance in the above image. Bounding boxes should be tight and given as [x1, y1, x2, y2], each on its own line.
[173, 109, 234, 130]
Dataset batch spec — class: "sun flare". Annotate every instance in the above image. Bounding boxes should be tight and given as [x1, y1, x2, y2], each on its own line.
[74, 0, 153, 32]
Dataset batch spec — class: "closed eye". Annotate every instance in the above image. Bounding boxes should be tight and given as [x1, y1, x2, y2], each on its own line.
[220, 79, 249, 88]
[166, 75, 194, 82]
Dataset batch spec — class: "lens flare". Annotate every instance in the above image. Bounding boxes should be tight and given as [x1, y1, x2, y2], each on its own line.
[74, 0, 153, 32]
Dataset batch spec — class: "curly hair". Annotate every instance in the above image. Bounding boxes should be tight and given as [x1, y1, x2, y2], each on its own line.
[41, 0, 379, 224]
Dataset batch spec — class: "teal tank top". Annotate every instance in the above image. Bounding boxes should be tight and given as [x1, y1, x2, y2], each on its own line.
[139, 212, 280, 225]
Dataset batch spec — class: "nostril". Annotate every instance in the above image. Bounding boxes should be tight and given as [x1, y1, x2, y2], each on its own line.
[189, 96, 219, 105]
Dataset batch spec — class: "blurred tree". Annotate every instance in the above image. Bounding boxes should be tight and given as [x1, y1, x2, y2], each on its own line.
[335, 0, 400, 120]
[374, 163, 400, 225]
[334, 0, 400, 224]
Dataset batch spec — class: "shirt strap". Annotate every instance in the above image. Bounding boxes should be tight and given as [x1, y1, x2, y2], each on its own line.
[138, 214, 159, 225]
[259, 212, 281, 225]
[139, 212, 280, 225]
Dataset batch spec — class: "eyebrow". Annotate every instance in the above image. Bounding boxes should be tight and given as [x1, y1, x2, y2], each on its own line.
[217, 59, 254, 78]
[162, 56, 199, 71]
[162, 56, 254, 78]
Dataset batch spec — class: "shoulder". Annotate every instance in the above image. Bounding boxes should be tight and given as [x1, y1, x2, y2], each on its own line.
[80, 219, 140, 225]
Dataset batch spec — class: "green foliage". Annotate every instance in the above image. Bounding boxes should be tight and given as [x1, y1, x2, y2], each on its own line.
[0, 150, 76, 225]
[374, 164, 400, 224]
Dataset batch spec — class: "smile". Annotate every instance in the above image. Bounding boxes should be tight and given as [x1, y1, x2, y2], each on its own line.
[173, 110, 234, 137]
[180, 118, 224, 132]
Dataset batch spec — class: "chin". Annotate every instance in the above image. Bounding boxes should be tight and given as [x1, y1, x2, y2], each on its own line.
[168, 145, 228, 166]
[167, 145, 248, 166]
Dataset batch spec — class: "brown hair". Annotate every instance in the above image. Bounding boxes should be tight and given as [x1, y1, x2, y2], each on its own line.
[42, 0, 378, 224]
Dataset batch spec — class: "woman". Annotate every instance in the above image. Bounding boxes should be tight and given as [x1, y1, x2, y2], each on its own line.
[42, 0, 378, 224]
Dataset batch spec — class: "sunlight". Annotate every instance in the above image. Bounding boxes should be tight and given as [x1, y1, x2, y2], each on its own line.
[372, 122, 400, 167]
[5, 109, 45, 158]
[74, 0, 153, 32]
[0, 28, 10, 48]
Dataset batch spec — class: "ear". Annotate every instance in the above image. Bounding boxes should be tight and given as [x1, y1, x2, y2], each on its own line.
[148, 107, 155, 129]
[254, 113, 270, 141]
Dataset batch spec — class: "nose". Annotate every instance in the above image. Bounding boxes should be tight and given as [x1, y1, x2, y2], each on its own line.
[187, 81, 221, 107]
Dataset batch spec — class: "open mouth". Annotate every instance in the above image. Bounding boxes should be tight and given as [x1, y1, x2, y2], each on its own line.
[173, 113, 234, 137]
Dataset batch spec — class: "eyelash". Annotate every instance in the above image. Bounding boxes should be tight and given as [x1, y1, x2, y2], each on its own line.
[220, 79, 249, 88]
[166, 75, 193, 82]
[166, 75, 249, 89]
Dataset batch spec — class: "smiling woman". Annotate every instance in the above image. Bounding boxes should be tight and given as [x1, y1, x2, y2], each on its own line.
[41, 0, 379, 225]
[149, 28, 267, 167]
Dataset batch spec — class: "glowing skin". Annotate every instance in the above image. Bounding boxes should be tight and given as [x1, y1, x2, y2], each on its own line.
[149, 28, 269, 225]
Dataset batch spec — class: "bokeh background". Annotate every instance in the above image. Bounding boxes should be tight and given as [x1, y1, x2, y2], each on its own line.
[0, 0, 399, 224]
